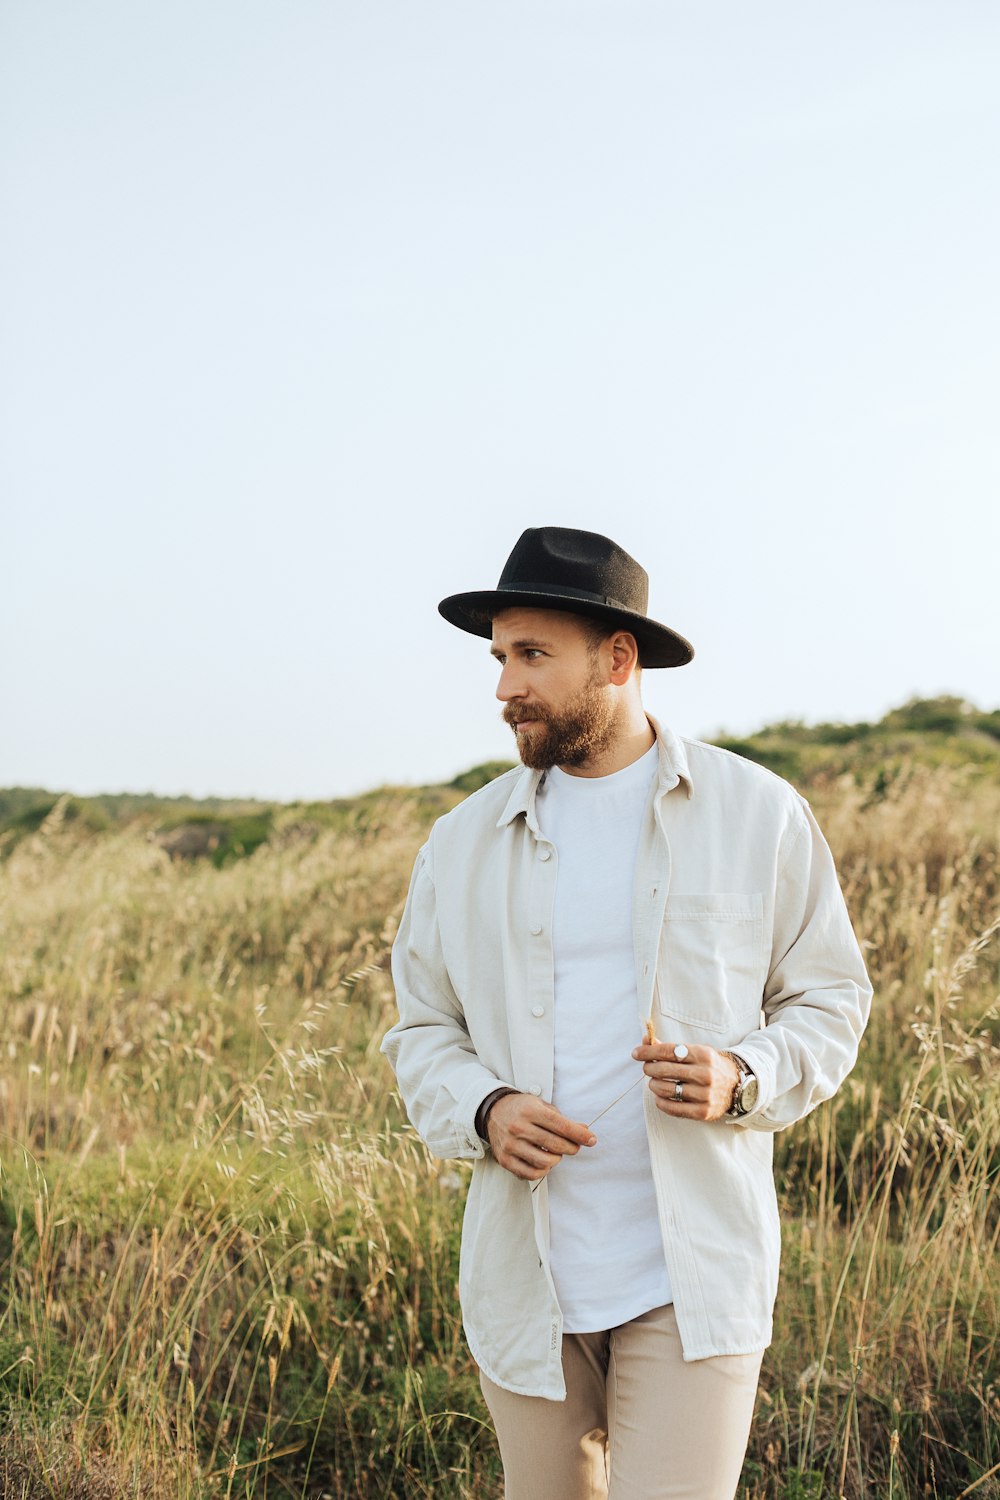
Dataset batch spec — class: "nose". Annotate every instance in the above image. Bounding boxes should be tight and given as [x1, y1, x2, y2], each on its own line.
[495, 659, 528, 703]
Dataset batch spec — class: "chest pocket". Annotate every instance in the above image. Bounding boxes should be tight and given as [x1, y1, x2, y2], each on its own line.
[655, 893, 765, 1037]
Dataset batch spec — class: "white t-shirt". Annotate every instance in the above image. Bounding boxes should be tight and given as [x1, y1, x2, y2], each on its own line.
[535, 741, 672, 1332]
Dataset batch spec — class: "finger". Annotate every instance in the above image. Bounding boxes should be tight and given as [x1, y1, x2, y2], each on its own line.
[647, 1079, 706, 1102]
[531, 1128, 589, 1156]
[506, 1156, 550, 1181]
[652, 1099, 713, 1120]
[502, 1110, 596, 1156]
[516, 1132, 592, 1176]
[531, 1108, 597, 1147]
[632, 1042, 704, 1065]
[499, 1097, 596, 1148]
[509, 1123, 585, 1158]
[499, 1138, 558, 1177]
[632, 1043, 670, 1061]
[513, 1143, 563, 1171]
[642, 1061, 713, 1085]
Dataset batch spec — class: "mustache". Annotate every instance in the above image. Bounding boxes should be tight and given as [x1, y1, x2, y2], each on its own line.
[502, 705, 547, 727]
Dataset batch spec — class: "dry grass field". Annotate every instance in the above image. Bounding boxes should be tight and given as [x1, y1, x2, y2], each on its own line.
[0, 746, 998, 1498]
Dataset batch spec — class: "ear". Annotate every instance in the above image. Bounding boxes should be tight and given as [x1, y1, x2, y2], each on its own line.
[609, 632, 640, 685]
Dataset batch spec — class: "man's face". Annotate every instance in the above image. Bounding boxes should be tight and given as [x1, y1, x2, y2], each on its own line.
[490, 607, 616, 771]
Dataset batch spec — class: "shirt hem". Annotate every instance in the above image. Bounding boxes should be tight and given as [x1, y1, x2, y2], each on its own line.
[680, 1340, 770, 1362]
[467, 1329, 567, 1402]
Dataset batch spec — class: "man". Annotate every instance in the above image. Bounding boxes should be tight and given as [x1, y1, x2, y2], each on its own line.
[381, 526, 871, 1500]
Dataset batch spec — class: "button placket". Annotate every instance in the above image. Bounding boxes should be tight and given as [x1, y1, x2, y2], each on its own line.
[522, 831, 557, 1104]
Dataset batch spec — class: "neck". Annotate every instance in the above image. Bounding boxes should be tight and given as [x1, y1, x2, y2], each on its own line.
[558, 705, 655, 779]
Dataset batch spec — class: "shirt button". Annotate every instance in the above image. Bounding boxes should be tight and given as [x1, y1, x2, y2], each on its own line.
[531, 1005, 545, 1018]
[538, 848, 551, 861]
[643, 963, 649, 977]
[530, 923, 542, 935]
[529, 1084, 543, 1096]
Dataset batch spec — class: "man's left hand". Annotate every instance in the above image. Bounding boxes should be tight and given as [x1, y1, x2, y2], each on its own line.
[631, 1041, 740, 1121]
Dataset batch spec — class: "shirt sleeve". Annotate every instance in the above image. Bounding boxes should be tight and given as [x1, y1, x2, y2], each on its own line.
[726, 798, 872, 1133]
[380, 841, 509, 1160]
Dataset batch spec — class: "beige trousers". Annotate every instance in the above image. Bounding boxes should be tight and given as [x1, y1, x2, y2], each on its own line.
[479, 1304, 763, 1500]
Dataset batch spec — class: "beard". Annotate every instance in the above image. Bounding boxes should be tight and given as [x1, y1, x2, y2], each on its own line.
[503, 672, 618, 771]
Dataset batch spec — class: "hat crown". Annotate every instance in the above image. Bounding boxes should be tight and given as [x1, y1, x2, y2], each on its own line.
[497, 527, 649, 614]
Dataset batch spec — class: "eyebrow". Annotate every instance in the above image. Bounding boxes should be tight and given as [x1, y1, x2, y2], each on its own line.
[489, 637, 554, 659]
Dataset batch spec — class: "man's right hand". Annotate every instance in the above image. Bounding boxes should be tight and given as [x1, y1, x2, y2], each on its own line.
[485, 1093, 597, 1181]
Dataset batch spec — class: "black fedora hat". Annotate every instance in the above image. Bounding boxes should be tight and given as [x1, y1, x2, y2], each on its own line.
[438, 526, 693, 669]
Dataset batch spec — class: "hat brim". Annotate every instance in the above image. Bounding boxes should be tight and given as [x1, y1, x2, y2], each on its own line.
[437, 589, 694, 669]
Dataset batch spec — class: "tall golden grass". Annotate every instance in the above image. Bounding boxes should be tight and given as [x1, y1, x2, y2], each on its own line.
[0, 765, 997, 1498]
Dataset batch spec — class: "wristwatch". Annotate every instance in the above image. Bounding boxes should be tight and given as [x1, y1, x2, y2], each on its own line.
[724, 1054, 758, 1117]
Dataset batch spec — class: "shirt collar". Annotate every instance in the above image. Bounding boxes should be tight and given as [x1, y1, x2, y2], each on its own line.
[496, 713, 693, 830]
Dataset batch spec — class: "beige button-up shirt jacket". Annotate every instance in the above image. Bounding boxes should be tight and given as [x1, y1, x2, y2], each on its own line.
[381, 718, 872, 1400]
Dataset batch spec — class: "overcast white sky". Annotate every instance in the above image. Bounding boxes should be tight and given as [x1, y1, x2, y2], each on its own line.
[2, 2, 998, 801]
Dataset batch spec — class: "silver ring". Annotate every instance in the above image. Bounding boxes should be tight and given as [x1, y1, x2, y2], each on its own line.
[674, 1043, 689, 1061]
[674, 1080, 684, 1102]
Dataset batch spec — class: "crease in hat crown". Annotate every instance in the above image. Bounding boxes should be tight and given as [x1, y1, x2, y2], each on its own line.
[438, 525, 694, 669]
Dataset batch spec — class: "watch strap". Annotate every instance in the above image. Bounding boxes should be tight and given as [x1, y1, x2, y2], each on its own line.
[475, 1087, 519, 1143]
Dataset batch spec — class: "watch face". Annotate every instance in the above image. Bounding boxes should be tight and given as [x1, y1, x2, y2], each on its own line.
[740, 1075, 759, 1113]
